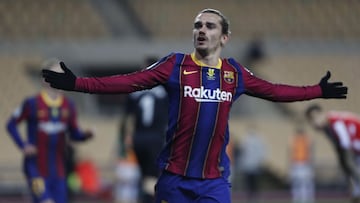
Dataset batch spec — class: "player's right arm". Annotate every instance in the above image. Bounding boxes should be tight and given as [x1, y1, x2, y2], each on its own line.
[42, 54, 177, 94]
[6, 99, 37, 156]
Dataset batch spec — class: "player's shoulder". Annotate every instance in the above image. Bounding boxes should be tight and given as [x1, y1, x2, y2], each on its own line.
[61, 95, 76, 107]
[24, 94, 40, 105]
[222, 57, 253, 75]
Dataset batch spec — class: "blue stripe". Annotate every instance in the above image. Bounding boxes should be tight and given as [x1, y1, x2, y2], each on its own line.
[27, 98, 38, 145]
[186, 67, 219, 177]
[48, 107, 58, 177]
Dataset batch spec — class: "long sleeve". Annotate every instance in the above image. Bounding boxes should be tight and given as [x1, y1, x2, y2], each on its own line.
[6, 100, 31, 149]
[241, 67, 322, 102]
[74, 54, 176, 94]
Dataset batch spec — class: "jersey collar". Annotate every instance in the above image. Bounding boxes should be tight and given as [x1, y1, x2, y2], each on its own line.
[191, 53, 222, 69]
[40, 90, 63, 107]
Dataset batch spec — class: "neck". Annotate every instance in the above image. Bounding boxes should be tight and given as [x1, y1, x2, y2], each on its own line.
[44, 88, 60, 100]
[194, 49, 221, 67]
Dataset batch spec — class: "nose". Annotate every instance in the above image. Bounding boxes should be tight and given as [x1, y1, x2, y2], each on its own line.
[199, 24, 207, 32]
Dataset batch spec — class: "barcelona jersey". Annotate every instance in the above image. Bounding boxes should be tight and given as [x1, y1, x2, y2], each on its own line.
[75, 52, 322, 179]
[7, 91, 89, 178]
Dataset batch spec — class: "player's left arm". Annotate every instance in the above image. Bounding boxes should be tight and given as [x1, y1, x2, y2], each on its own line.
[241, 68, 347, 101]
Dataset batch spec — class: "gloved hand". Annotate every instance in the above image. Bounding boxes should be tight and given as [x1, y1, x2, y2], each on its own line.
[83, 129, 94, 140]
[319, 71, 348, 99]
[42, 62, 76, 91]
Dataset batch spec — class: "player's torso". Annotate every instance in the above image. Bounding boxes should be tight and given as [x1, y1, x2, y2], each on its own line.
[25, 93, 71, 177]
[30, 94, 70, 146]
[160, 53, 244, 178]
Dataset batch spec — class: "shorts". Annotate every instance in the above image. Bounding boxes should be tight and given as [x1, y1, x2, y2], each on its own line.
[23, 157, 67, 203]
[155, 171, 231, 203]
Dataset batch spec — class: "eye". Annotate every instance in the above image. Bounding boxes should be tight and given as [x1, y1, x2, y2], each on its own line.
[194, 22, 202, 29]
[205, 22, 216, 29]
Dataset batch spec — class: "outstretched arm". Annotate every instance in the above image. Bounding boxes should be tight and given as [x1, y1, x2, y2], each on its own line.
[242, 69, 347, 102]
[42, 55, 176, 94]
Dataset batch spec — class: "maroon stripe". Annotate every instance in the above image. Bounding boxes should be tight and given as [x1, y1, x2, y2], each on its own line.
[166, 56, 201, 175]
[203, 62, 238, 178]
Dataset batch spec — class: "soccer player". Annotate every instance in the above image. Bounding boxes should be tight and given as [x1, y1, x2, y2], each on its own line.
[6, 59, 93, 203]
[42, 8, 347, 203]
[305, 104, 360, 203]
[118, 56, 168, 203]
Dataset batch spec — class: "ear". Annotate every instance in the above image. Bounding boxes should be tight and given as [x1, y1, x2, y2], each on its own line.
[220, 34, 230, 47]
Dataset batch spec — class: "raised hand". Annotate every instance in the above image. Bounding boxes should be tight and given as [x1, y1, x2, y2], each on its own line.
[319, 71, 348, 99]
[42, 62, 76, 91]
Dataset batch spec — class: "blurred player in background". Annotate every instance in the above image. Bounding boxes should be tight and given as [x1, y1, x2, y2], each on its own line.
[42, 8, 347, 203]
[6, 59, 93, 203]
[238, 124, 267, 203]
[117, 57, 168, 203]
[306, 104, 360, 203]
[288, 126, 314, 203]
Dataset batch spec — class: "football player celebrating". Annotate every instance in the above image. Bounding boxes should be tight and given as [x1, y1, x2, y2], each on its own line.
[43, 9, 347, 203]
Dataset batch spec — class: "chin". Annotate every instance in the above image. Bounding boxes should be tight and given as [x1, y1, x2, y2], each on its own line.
[195, 45, 207, 51]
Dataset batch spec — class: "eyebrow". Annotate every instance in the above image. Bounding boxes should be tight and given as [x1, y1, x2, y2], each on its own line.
[194, 21, 218, 27]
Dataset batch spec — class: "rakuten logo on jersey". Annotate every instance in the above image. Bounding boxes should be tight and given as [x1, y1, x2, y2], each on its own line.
[184, 85, 232, 102]
[39, 121, 67, 134]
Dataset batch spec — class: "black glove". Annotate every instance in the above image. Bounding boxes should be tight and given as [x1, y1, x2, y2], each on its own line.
[319, 71, 348, 99]
[42, 62, 76, 91]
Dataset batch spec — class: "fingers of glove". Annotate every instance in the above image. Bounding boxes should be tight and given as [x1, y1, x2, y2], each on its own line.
[42, 69, 63, 78]
[41, 69, 54, 76]
[330, 82, 344, 87]
[59, 62, 70, 74]
[335, 86, 348, 94]
[321, 71, 331, 82]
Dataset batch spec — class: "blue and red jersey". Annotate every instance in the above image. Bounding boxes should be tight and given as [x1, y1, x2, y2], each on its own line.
[75, 52, 322, 179]
[7, 91, 89, 178]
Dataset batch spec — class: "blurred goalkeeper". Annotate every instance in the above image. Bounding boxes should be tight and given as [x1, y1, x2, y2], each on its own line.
[306, 104, 360, 203]
[42, 8, 347, 203]
[7, 59, 93, 203]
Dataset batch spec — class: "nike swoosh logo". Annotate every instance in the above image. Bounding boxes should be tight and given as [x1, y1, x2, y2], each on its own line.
[183, 70, 198, 75]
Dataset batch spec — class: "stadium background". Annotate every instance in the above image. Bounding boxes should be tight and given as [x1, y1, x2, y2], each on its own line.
[0, 0, 359, 202]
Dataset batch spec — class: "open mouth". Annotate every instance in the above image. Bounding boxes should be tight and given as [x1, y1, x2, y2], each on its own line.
[197, 36, 206, 42]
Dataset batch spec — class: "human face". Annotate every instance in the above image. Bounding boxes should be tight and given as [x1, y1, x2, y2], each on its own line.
[193, 12, 228, 56]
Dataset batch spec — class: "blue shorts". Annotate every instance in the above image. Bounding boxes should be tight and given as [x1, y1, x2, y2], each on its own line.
[23, 157, 67, 203]
[155, 171, 231, 203]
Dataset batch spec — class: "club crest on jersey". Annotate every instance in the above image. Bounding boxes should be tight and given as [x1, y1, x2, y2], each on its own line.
[224, 71, 234, 84]
[207, 68, 216, 80]
[37, 109, 47, 118]
[62, 109, 69, 119]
